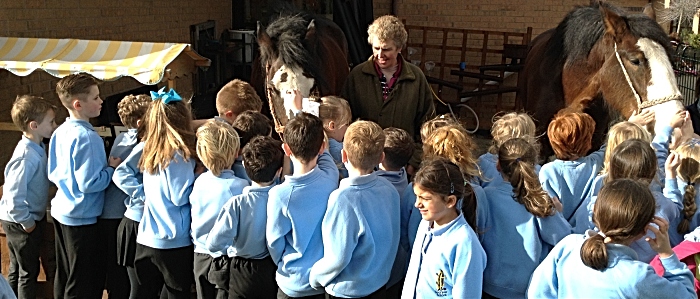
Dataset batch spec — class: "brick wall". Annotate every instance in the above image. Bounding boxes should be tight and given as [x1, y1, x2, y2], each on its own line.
[0, 0, 231, 184]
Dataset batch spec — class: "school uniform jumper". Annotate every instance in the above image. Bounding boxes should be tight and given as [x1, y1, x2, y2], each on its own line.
[401, 214, 486, 299]
[481, 180, 572, 298]
[376, 167, 410, 291]
[328, 138, 349, 179]
[205, 183, 278, 298]
[232, 157, 251, 184]
[134, 152, 195, 299]
[309, 173, 400, 298]
[527, 233, 696, 299]
[0, 136, 49, 299]
[190, 169, 248, 299]
[267, 151, 339, 298]
[48, 118, 115, 299]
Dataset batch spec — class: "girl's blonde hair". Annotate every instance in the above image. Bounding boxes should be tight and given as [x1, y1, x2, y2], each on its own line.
[498, 138, 555, 218]
[319, 96, 351, 128]
[489, 112, 539, 155]
[674, 139, 700, 234]
[420, 114, 459, 142]
[601, 121, 651, 175]
[604, 139, 657, 185]
[422, 124, 480, 181]
[196, 120, 240, 176]
[139, 99, 195, 174]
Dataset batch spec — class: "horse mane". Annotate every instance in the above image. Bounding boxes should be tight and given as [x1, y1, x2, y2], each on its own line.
[546, 2, 671, 64]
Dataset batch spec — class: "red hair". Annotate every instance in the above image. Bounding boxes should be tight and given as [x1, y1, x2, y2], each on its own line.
[547, 112, 595, 160]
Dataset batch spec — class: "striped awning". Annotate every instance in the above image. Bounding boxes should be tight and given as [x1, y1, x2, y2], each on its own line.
[0, 37, 210, 85]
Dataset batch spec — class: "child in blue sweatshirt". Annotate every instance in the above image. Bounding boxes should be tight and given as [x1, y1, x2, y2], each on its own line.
[231, 110, 273, 183]
[401, 158, 486, 299]
[309, 121, 400, 298]
[319, 96, 352, 179]
[482, 138, 572, 298]
[48, 73, 122, 298]
[205, 136, 284, 298]
[539, 112, 605, 226]
[0, 95, 56, 299]
[527, 179, 695, 299]
[190, 120, 248, 299]
[100, 94, 150, 299]
[267, 112, 339, 299]
[133, 89, 196, 299]
[672, 138, 700, 235]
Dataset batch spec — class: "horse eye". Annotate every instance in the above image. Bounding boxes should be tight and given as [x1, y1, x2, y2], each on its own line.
[630, 58, 641, 66]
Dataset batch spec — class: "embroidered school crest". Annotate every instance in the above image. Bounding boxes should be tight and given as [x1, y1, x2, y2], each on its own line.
[436, 269, 447, 296]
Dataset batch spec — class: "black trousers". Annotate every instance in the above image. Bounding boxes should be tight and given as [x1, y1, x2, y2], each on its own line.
[385, 279, 404, 299]
[193, 252, 217, 299]
[328, 286, 387, 299]
[133, 244, 193, 299]
[53, 218, 103, 299]
[99, 218, 130, 299]
[276, 289, 325, 299]
[228, 256, 277, 299]
[0, 220, 41, 299]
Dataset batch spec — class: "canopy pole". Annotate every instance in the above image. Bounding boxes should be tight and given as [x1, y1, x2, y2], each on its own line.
[166, 69, 175, 89]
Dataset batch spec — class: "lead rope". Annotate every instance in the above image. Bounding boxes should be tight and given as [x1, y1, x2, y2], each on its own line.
[614, 43, 643, 113]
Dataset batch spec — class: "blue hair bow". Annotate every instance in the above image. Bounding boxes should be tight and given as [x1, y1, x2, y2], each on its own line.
[688, 138, 700, 149]
[150, 87, 182, 104]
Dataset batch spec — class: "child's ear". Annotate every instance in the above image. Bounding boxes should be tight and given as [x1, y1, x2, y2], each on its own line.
[72, 99, 81, 111]
[446, 195, 458, 209]
[28, 121, 38, 131]
[282, 143, 292, 157]
[327, 120, 336, 130]
[136, 119, 142, 128]
[341, 148, 348, 163]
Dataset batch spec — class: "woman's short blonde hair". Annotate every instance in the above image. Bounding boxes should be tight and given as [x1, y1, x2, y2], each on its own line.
[367, 15, 408, 49]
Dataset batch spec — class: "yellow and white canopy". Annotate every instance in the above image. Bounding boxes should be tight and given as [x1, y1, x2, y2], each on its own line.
[0, 37, 210, 85]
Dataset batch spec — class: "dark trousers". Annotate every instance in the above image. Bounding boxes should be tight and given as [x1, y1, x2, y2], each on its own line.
[193, 252, 217, 299]
[53, 218, 103, 299]
[99, 218, 130, 299]
[328, 286, 387, 299]
[133, 244, 193, 299]
[1, 220, 41, 299]
[276, 289, 325, 299]
[228, 256, 277, 299]
[385, 279, 403, 299]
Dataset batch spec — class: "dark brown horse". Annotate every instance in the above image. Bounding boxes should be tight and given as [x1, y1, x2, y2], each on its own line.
[518, 2, 683, 157]
[254, 13, 349, 132]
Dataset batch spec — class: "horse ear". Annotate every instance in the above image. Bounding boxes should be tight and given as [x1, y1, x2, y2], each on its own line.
[305, 19, 317, 41]
[642, 3, 656, 21]
[257, 21, 273, 53]
[601, 6, 628, 43]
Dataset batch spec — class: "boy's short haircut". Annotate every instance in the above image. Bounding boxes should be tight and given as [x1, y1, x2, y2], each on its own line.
[382, 127, 414, 170]
[196, 120, 240, 176]
[232, 110, 273, 149]
[11, 95, 57, 132]
[242, 136, 284, 183]
[344, 121, 385, 172]
[283, 112, 325, 164]
[547, 112, 596, 160]
[55, 72, 99, 108]
[117, 94, 151, 128]
[216, 79, 263, 115]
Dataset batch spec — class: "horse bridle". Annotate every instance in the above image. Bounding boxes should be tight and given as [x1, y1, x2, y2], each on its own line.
[613, 42, 676, 112]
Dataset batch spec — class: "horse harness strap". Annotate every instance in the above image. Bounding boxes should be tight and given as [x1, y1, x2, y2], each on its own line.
[265, 63, 285, 134]
[613, 43, 675, 112]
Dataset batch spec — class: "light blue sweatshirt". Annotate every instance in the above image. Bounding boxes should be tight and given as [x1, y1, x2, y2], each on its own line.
[266, 151, 339, 297]
[205, 183, 275, 259]
[481, 179, 572, 298]
[401, 214, 486, 299]
[102, 129, 138, 219]
[0, 136, 49, 230]
[328, 138, 348, 178]
[652, 125, 674, 184]
[232, 157, 251, 184]
[137, 152, 195, 249]
[48, 118, 113, 226]
[539, 145, 605, 225]
[190, 169, 248, 257]
[309, 173, 400, 297]
[527, 232, 695, 299]
[477, 152, 541, 189]
[376, 167, 408, 196]
[112, 142, 144, 222]
[377, 166, 409, 288]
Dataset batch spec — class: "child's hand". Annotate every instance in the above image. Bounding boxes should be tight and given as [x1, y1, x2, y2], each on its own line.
[669, 110, 688, 129]
[645, 216, 674, 258]
[282, 89, 303, 112]
[628, 109, 655, 126]
[665, 152, 681, 179]
[108, 156, 122, 168]
[552, 196, 563, 213]
[24, 224, 35, 233]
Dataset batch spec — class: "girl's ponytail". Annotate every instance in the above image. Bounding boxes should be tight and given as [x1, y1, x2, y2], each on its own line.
[678, 183, 697, 234]
[499, 138, 554, 218]
[461, 183, 478, 232]
[580, 233, 608, 270]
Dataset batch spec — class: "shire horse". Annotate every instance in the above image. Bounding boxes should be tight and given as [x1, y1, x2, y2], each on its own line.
[518, 1, 684, 157]
[255, 12, 350, 132]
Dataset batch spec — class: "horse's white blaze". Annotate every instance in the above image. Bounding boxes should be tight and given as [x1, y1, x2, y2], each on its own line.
[637, 38, 683, 129]
[271, 65, 315, 117]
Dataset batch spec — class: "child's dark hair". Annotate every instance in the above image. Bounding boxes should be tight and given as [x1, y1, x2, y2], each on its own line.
[383, 127, 414, 170]
[11, 95, 56, 132]
[242, 136, 284, 183]
[675, 140, 700, 234]
[216, 79, 263, 115]
[414, 158, 477, 231]
[283, 112, 325, 164]
[117, 94, 151, 128]
[604, 139, 657, 185]
[498, 138, 555, 218]
[581, 178, 655, 270]
[232, 110, 273, 149]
